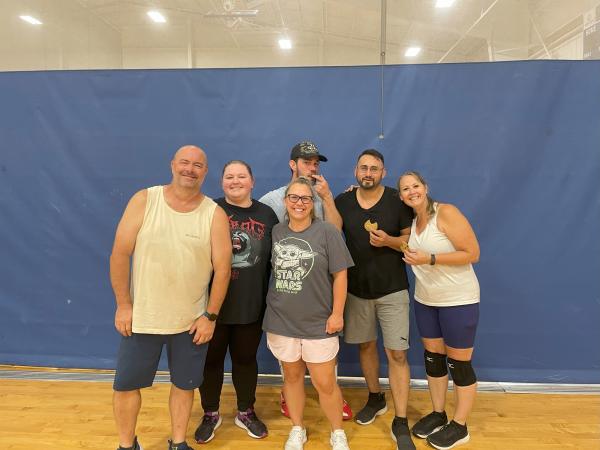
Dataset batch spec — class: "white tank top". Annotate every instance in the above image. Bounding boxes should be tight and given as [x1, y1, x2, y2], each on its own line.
[408, 204, 480, 307]
[131, 186, 217, 334]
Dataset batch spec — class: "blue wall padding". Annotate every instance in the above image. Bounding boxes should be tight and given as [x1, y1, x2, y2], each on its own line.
[0, 61, 599, 383]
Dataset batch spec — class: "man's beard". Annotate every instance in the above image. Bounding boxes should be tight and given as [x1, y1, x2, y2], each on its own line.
[358, 177, 379, 190]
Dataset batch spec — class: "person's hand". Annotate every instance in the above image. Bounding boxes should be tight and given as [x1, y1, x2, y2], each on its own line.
[189, 316, 216, 344]
[344, 184, 359, 193]
[369, 229, 390, 248]
[312, 174, 332, 199]
[402, 248, 430, 266]
[326, 313, 344, 334]
[115, 303, 133, 336]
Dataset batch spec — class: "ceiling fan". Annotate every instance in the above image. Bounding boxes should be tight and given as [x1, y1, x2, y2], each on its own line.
[203, 0, 259, 18]
[202, 0, 265, 28]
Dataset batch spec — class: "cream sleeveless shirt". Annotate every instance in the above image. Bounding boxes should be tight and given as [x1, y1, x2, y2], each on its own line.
[408, 204, 480, 307]
[131, 186, 217, 334]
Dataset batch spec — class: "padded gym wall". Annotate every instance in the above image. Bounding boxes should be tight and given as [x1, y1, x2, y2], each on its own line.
[0, 61, 598, 383]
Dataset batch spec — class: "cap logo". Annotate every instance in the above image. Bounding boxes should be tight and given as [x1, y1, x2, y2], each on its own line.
[300, 142, 317, 154]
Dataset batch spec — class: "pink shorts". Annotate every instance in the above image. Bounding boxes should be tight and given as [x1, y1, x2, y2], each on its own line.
[266, 332, 339, 364]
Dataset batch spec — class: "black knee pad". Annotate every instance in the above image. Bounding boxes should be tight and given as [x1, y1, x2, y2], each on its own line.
[424, 350, 448, 378]
[447, 358, 477, 386]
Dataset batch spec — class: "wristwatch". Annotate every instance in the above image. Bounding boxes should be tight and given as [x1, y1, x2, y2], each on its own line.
[202, 311, 218, 321]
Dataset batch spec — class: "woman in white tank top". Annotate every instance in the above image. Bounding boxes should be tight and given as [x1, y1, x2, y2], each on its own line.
[397, 171, 481, 450]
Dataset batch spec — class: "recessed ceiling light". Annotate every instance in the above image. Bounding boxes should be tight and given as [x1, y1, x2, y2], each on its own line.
[436, 0, 455, 7]
[19, 15, 42, 25]
[278, 38, 292, 50]
[147, 11, 166, 23]
[405, 47, 421, 57]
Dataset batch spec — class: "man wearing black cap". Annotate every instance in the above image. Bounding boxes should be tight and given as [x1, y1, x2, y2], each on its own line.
[259, 141, 342, 230]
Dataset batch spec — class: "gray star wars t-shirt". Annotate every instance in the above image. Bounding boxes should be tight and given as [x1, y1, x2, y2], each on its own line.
[263, 219, 354, 339]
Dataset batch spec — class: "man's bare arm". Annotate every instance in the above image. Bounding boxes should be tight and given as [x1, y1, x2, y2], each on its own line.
[190, 206, 232, 344]
[109, 189, 147, 336]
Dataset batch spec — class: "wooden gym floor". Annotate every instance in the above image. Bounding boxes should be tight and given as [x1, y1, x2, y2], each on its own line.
[0, 368, 599, 450]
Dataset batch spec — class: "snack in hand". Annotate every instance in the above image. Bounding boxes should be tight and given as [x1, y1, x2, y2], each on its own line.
[364, 220, 378, 232]
[399, 240, 410, 252]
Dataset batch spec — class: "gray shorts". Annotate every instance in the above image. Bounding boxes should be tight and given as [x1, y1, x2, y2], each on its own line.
[343, 290, 410, 350]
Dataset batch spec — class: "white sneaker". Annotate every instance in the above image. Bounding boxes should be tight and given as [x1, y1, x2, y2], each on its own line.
[284, 425, 307, 450]
[330, 429, 350, 450]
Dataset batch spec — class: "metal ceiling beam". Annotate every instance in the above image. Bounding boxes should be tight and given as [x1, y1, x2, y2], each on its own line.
[437, 0, 500, 63]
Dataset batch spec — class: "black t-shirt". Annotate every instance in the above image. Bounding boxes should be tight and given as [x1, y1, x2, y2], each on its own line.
[335, 186, 414, 299]
[215, 198, 279, 324]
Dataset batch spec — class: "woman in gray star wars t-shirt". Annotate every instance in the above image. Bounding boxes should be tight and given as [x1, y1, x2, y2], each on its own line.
[263, 177, 354, 450]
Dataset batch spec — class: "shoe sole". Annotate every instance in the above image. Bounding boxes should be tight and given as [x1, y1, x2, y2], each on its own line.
[355, 405, 388, 425]
[195, 416, 222, 444]
[427, 433, 470, 450]
[412, 423, 446, 439]
[234, 416, 268, 439]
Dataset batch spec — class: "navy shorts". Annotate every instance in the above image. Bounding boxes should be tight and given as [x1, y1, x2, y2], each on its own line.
[113, 331, 208, 391]
[414, 301, 479, 349]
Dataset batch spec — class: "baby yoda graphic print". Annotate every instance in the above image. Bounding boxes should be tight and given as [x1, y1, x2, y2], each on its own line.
[273, 237, 317, 294]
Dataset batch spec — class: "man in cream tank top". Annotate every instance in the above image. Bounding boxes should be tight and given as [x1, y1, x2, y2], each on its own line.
[110, 145, 232, 450]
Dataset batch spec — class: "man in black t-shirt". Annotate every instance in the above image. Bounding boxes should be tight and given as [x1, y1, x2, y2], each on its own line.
[335, 149, 416, 450]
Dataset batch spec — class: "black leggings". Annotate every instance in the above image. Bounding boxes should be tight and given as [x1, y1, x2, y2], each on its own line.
[199, 320, 263, 412]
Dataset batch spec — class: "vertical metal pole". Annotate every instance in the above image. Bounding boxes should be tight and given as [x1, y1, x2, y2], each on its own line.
[379, 0, 387, 139]
[187, 17, 194, 68]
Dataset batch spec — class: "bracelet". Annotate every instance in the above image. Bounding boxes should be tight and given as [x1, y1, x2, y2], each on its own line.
[430, 254, 436, 265]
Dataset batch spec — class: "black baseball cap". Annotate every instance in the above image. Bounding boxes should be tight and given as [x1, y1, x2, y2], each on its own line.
[290, 141, 328, 162]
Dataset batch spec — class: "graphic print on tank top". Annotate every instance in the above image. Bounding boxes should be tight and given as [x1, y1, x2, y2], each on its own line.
[273, 237, 317, 294]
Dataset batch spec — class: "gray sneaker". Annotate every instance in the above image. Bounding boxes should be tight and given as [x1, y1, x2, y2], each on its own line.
[167, 440, 194, 450]
[234, 408, 268, 439]
[412, 411, 448, 438]
[194, 411, 222, 444]
[426, 420, 470, 450]
[391, 417, 415, 450]
[355, 392, 387, 425]
[117, 436, 142, 450]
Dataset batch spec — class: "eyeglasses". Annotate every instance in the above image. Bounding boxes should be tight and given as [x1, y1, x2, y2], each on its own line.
[286, 194, 314, 204]
[357, 165, 382, 174]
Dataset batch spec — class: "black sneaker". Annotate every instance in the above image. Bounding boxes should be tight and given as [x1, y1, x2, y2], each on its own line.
[412, 411, 448, 438]
[390, 417, 416, 450]
[234, 408, 268, 439]
[355, 392, 388, 425]
[167, 440, 194, 450]
[117, 436, 143, 450]
[194, 411, 222, 444]
[426, 420, 470, 450]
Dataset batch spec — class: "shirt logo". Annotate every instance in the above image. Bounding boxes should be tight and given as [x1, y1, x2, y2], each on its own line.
[273, 237, 316, 294]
